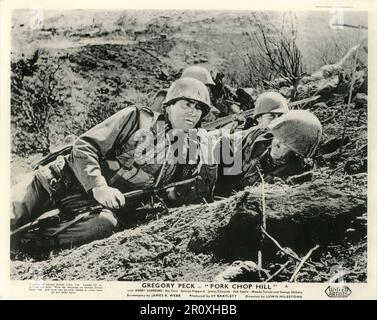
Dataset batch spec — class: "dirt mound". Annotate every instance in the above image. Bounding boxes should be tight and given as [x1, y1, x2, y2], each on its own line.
[11, 171, 366, 282]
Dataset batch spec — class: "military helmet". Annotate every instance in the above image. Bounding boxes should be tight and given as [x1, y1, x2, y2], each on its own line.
[268, 110, 322, 158]
[181, 65, 216, 86]
[163, 77, 211, 117]
[253, 92, 289, 119]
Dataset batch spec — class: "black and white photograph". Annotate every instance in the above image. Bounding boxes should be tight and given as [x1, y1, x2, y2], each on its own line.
[1, 0, 375, 299]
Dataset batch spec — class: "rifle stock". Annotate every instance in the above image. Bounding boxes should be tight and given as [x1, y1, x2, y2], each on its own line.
[11, 208, 61, 237]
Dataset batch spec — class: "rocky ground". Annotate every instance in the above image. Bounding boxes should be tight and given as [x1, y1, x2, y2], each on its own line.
[10, 10, 368, 282]
[11, 171, 367, 282]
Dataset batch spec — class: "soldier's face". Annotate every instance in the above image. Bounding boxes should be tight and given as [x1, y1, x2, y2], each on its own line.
[270, 137, 292, 162]
[257, 113, 281, 128]
[167, 99, 202, 131]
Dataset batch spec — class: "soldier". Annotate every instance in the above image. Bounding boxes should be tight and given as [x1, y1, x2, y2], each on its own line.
[11, 77, 217, 251]
[215, 110, 322, 195]
[209, 91, 289, 136]
[181, 65, 216, 87]
[243, 91, 289, 131]
[151, 65, 221, 121]
[204, 91, 290, 182]
[241, 110, 322, 187]
[280, 36, 368, 101]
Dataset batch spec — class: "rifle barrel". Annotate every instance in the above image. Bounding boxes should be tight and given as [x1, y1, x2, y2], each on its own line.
[203, 109, 254, 130]
[331, 23, 367, 30]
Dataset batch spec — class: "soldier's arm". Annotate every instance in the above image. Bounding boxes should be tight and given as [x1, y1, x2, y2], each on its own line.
[69, 107, 139, 192]
[240, 148, 270, 188]
[169, 164, 218, 205]
[241, 167, 262, 188]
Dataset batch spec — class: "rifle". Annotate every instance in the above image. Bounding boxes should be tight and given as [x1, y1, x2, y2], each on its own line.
[203, 109, 254, 131]
[290, 95, 320, 109]
[11, 208, 62, 238]
[11, 176, 201, 238]
[202, 95, 322, 131]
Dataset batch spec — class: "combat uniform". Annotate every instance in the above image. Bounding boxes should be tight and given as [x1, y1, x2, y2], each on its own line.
[214, 110, 321, 195]
[11, 106, 217, 250]
[240, 133, 308, 187]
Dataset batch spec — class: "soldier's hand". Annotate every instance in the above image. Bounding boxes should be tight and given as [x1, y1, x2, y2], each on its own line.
[92, 186, 125, 210]
[166, 187, 178, 201]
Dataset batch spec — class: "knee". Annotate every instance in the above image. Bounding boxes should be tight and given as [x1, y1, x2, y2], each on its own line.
[11, 174, 40, 229]
[11, 173, 52, 228]
[94, 209, 118, 235]
[52, 209, 119, 247]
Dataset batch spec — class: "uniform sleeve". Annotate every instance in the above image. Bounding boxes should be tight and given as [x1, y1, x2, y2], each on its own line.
[69, 107, 139, 192]
[196, 164, 218, 202]
[172, 164, 218, 205]
[240, 146, 270, 188]
[240, 163, 262, 188]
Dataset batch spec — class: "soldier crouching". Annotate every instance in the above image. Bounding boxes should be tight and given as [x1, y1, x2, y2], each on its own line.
[11, 77, 217, 252]
[214, 110, 322, 195]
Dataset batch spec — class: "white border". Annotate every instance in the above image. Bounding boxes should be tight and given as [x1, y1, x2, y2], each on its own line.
[1, 0, 376, 300]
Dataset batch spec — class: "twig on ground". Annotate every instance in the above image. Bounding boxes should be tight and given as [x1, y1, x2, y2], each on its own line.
[135, 47, 161, 62]
[328, 269, 351, 283]
[266, 261, 291, 282]
[356, 143, 367, 153]
[256, 167, 267, 269]
[286, 170, 314, 184]
[322, 113, 337, 125]
[261, 227, 318, 268]
[289, 245, 320, 282]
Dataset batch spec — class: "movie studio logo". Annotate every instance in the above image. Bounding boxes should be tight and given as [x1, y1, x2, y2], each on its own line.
[325, 265, 352, 298]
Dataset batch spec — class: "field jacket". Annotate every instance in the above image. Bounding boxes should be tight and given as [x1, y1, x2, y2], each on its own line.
[62, 106, 217, 203]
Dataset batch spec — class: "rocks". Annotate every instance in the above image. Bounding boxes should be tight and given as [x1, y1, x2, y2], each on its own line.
[354, 93, 367, 109]
[214, 260, 267, 282]
[344, 158, 367, 175]
[320, 136, 350, 154]
[313, 102, 328, 110]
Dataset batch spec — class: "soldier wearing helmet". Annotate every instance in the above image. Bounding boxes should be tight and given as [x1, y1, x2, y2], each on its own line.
[162, 77, 211, 130]
[253, 92, 289, 126]
[214, 110, 322, 195]
[151, 65, 221, 121]
[241, 110, 322, 187]
[181, 65, 216, 86]
[245, 91, 289, 129]
[241, 92, 289, 156]
[11, 78, 217, 251]
[181, 65, 222, 121]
